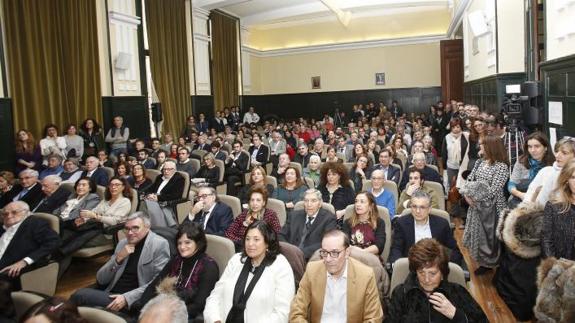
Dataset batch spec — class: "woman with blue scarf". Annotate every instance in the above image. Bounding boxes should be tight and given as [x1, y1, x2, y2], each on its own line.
[507, 132, 554, 208]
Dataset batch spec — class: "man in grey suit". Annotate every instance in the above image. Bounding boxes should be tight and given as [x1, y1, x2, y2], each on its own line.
[71, 212, 170, 312]
[279, 189, 337, 260]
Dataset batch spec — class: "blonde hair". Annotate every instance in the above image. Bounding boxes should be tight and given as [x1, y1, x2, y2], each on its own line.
[551, 159, 575, 213]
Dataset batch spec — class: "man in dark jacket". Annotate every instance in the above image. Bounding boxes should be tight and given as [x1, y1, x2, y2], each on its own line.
[32, 175, 71, 213]
[184, 187, 233, 236]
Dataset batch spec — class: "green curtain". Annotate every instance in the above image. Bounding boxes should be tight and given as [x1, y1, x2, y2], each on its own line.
[2, 0, 102, 137]
[211, 11, 239, 112]
[145, 0, 191, 136]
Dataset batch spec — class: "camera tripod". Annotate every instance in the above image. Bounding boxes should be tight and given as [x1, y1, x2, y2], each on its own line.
[505, 118, 525, 175]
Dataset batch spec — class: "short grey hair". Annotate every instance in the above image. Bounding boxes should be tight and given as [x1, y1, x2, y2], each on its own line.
[126, 211, 151, 227]
[309, 155, 321, 163]
[371, 169, 384, 179]
[19, 169, 39, 178]
[7, 201, 31, 216]
[410, 190, 431, 206]
[164, 160, 177, 169]
[42, 175, 62, 186]
[139, 294, 188, 323]
[304, 188, 322, 201]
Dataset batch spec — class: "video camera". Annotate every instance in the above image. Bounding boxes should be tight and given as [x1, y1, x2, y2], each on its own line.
[502, 81, 542, 127]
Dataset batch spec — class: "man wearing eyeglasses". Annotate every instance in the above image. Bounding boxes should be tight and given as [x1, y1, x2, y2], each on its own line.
[0, 169, 44, 209]
[279, 189, 337, 260]
[71, 212, 169, 312]
[290, 229, 383, 322]
[388, 190, 462, 266]
[184, 186, 233, 236]
[0, 201, 60, 290]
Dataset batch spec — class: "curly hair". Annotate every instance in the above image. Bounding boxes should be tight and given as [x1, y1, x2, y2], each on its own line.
[15, 129, 37, 154]
[319, 162, 351, 187]
[408, 238, 450, 278]
[105, 176, 133, 201]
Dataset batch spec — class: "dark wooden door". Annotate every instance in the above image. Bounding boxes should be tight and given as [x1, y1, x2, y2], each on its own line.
[441, 39, 464, 102]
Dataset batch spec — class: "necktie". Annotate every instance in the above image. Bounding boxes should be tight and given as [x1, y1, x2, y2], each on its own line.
[15, 188, 28, 201]
[306, 217, 314, 230]
[299, 216, 315, 248]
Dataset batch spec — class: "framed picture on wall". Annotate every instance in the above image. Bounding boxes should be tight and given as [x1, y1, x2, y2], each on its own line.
[375, 73, 385, 85]
[312, 76, 321, 89]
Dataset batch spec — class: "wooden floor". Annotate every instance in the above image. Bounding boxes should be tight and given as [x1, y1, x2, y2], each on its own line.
[55, 224, 522, 322]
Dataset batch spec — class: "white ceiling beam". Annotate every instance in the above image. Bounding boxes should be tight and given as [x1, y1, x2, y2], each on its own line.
[319, 0, 352, 27]
[192, 0, 252, 11]
[241, 0, 449, 26]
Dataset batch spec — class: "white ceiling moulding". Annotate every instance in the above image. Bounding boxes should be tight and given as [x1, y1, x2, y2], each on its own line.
[193, 0, 252, 11]
[446, 0, 471, 38]
[244, 34, 446, 57]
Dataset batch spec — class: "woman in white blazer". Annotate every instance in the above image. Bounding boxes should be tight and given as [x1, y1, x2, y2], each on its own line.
[204, 221, 295, 323]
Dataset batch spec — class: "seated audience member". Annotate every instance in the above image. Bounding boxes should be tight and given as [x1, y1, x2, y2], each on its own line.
[279, 189, 337, 259]
[507, 132, 554, 207]
[386, 239, 487, 322]
[193, 153, 220, 188]
[272, 166, 307, 213]
[0, 171, 15, 199]
[176, 147, 197, 179]
[39, 124, 67, 166]
[114, 161, 131, 180]
[349, 155, 372, 193]
[161, 133, 174, 152]
[237, 166, 274, 207]
[60, 158, 83, 183]
[20, 297, 88, 323]
[78, 176, 132, 228]
[204, 221, 295, 322]
[210, 141, 227, 162]
[192, 133, 211, 153]
[342, 192, 386, 256]
[184, 186, 233, 236]
[32, 175, 70, 213]
[248, 133, 269, 168]
[71, 212, 170, 312]
[97, 149, 114, 168]
[397, 168, 440, 213]
[369, 169, 396, 217]
[149, 137, 162, 159]
[318, 162, 355, 225]
[324, 146, 343, 163]
[128, 164, 153, 195]
[81, 155, 109, 186]
[289, 229, 383, 322]
[53, 177, 101, 256]
[294, 143, 311, 169]
[311, 138, 326, 159]
[143, 160, 185, 228]
[542, 159, 575, 260]
[524, 137, 575, 207]
[39, 154, 64, 180]
[268, 130, 287, 167]
[373, 149, 401, 185]
[389, 191, 462, 265]
[0, 169, 44, 209]
[271, 153, 291, 184]
[105, 115, 130, 157]
[0, 201, 60, 290]
[139, 292, 188, 323]
[225, 187, 281, 250]
[224, 140, 249, 195]
[155, 150, 168, 170]
[15, 129, 42, 174]
[137, 149, 156, 169]
[399, 152, 443, 191]
[303, 154, 321, 188]
[134, 223, 218, 321]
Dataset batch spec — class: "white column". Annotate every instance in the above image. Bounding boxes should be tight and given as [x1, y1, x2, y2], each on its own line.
[240, 25, 251, 94]
[192, 7, 211, 95]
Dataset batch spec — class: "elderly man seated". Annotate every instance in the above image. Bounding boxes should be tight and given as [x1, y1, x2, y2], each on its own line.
[32, 175, 71, 213]
[368, 169, 396, 218]
[71, 212, 170, 312]
[60, 159, 83, 183]
[389, 190, 462, 266]
[279, 189, 337, 260]
[183, 186, 233, 236]
[0, 169, 44, 209]
[143, 160, 185, 228]
[0, 201, 60, 290]
[81, 156, 109, 186]
[271, 153, 291, 184]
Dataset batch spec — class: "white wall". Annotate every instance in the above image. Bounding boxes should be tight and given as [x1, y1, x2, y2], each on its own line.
[497, 0, 525, 74]
[463, 0, 497, 81]
[249, 42, 441, 95]
[546, 0, 575, 61]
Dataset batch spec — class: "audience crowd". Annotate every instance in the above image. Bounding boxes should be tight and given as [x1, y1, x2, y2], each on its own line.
[1, 100, 572, 322]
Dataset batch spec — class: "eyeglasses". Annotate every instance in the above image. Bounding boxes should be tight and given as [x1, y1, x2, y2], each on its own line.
[109, 182, 123, 187]
[197, 193, 214, 200]
[123, 225, 142, 233]
[163, 168, 175, 171]
[319, 249, 344, 258]
[2, 209, 25, 216]
[410, 204, 430, 211]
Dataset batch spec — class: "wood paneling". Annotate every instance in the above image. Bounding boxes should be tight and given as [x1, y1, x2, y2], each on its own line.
[241, 87, 441, 120]
[541, 54, 575, 138]
[441, 39, 464, 102]
[463, 73, 526, 113]
[102, 96, 150, 139]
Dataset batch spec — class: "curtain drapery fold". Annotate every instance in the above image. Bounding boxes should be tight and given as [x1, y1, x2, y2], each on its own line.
[145, 0, 191, 136]
[211, 11, 240, 112]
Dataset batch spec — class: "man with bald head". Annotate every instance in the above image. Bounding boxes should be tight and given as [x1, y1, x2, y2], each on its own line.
[399, 152, 443, 191]
[0, 201, 60, 290]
